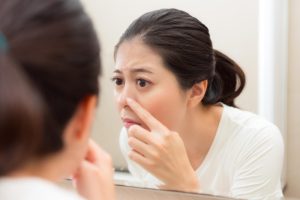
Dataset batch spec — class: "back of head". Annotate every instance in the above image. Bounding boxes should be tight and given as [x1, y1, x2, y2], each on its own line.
[0, 0, 101, 166]
[0, 53, 43, 176]
[115, 8, 245, 107]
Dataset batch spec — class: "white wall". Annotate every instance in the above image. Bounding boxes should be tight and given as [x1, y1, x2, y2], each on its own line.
[81, 0, 259, 169]
[285, 0, 300, 198]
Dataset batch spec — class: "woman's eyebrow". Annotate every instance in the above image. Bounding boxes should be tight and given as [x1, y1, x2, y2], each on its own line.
[113, 69, 122, 74]
[131, 67, 154, 74]
[113, 67, 154, 74]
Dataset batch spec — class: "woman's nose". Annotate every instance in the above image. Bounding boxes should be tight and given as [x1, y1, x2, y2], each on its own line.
[117, 85, 134, 110]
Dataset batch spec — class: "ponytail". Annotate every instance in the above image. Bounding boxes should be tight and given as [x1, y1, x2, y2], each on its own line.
[203, 50, 246, 107]
[0, 54, 43, 176]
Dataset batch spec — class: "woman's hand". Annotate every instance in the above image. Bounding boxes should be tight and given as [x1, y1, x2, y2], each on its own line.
[126, 98, 199, 192]
[73, 140, 115, 200]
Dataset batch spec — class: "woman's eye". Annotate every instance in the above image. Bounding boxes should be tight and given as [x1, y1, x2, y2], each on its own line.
[137, 79, 149, 88]
[112, 77, 123, 86]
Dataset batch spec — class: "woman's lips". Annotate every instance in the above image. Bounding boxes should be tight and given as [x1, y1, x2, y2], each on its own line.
[122, 118, 141, 129]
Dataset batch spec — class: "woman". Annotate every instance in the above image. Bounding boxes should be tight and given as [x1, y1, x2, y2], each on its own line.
[113, 8, 284, 199]
[0, 0, 114, 200]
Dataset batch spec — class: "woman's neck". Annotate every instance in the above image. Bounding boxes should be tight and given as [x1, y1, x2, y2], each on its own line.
[7, 153, 74, 183]
[179, 104, 223, 170]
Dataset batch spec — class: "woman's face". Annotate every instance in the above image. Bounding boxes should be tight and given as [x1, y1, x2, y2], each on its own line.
[113, 38, 189, 132]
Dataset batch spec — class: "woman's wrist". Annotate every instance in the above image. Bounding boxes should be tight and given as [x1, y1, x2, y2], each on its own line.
[161, 172, 199, 193]
[182, 172, 199, 192]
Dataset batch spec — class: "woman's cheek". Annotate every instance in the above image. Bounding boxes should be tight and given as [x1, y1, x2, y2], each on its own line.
[137, 91, 182, 130]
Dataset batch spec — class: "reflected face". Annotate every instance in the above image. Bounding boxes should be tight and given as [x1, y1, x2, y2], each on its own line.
[113, 38, 188, 131]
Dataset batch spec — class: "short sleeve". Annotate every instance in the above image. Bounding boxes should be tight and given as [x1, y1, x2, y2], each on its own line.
[231, 125, 284, 200]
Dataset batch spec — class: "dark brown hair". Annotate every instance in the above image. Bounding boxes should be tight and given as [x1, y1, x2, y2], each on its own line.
[0, 0, 101, 175]
[0, 54, 43, 176]
[115, 8, 245, 107]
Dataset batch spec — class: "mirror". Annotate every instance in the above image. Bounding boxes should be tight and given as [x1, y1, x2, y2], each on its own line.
[79, 0, 295, 199]
[115, 184, 242, 200]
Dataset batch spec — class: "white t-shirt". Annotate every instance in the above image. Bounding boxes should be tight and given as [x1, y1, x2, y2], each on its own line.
[119, 104, 284, 200]
[0, 177, 84, 200]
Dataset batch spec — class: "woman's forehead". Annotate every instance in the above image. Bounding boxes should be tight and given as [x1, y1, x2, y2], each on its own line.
[115, 41, 166, 72]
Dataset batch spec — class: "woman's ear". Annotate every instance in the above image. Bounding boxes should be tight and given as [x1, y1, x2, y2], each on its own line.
[187, 80, 208, 108]
[64, 95, 97, 144]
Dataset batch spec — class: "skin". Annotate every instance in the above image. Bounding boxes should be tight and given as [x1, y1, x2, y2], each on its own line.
[9, 96, 115, 200]
[113, 37, 223, 192]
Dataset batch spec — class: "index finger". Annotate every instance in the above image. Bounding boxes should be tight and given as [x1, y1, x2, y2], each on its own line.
[85, 139, 112, 166]
[126, 98, 168, 133]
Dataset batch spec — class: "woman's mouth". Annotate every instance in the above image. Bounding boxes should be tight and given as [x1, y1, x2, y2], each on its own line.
[122, 118, 141, 129]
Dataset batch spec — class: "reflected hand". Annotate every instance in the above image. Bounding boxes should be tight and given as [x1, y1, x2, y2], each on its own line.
[126, 98, 199, 192]
[73, 139, 115, 200]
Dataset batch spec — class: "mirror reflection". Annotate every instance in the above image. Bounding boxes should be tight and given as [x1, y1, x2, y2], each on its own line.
[82, 0, 296, 199]
[111, 7, 283, 199]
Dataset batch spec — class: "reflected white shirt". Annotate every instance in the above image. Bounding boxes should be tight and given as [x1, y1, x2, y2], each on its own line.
[119, 104, 284, 200]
